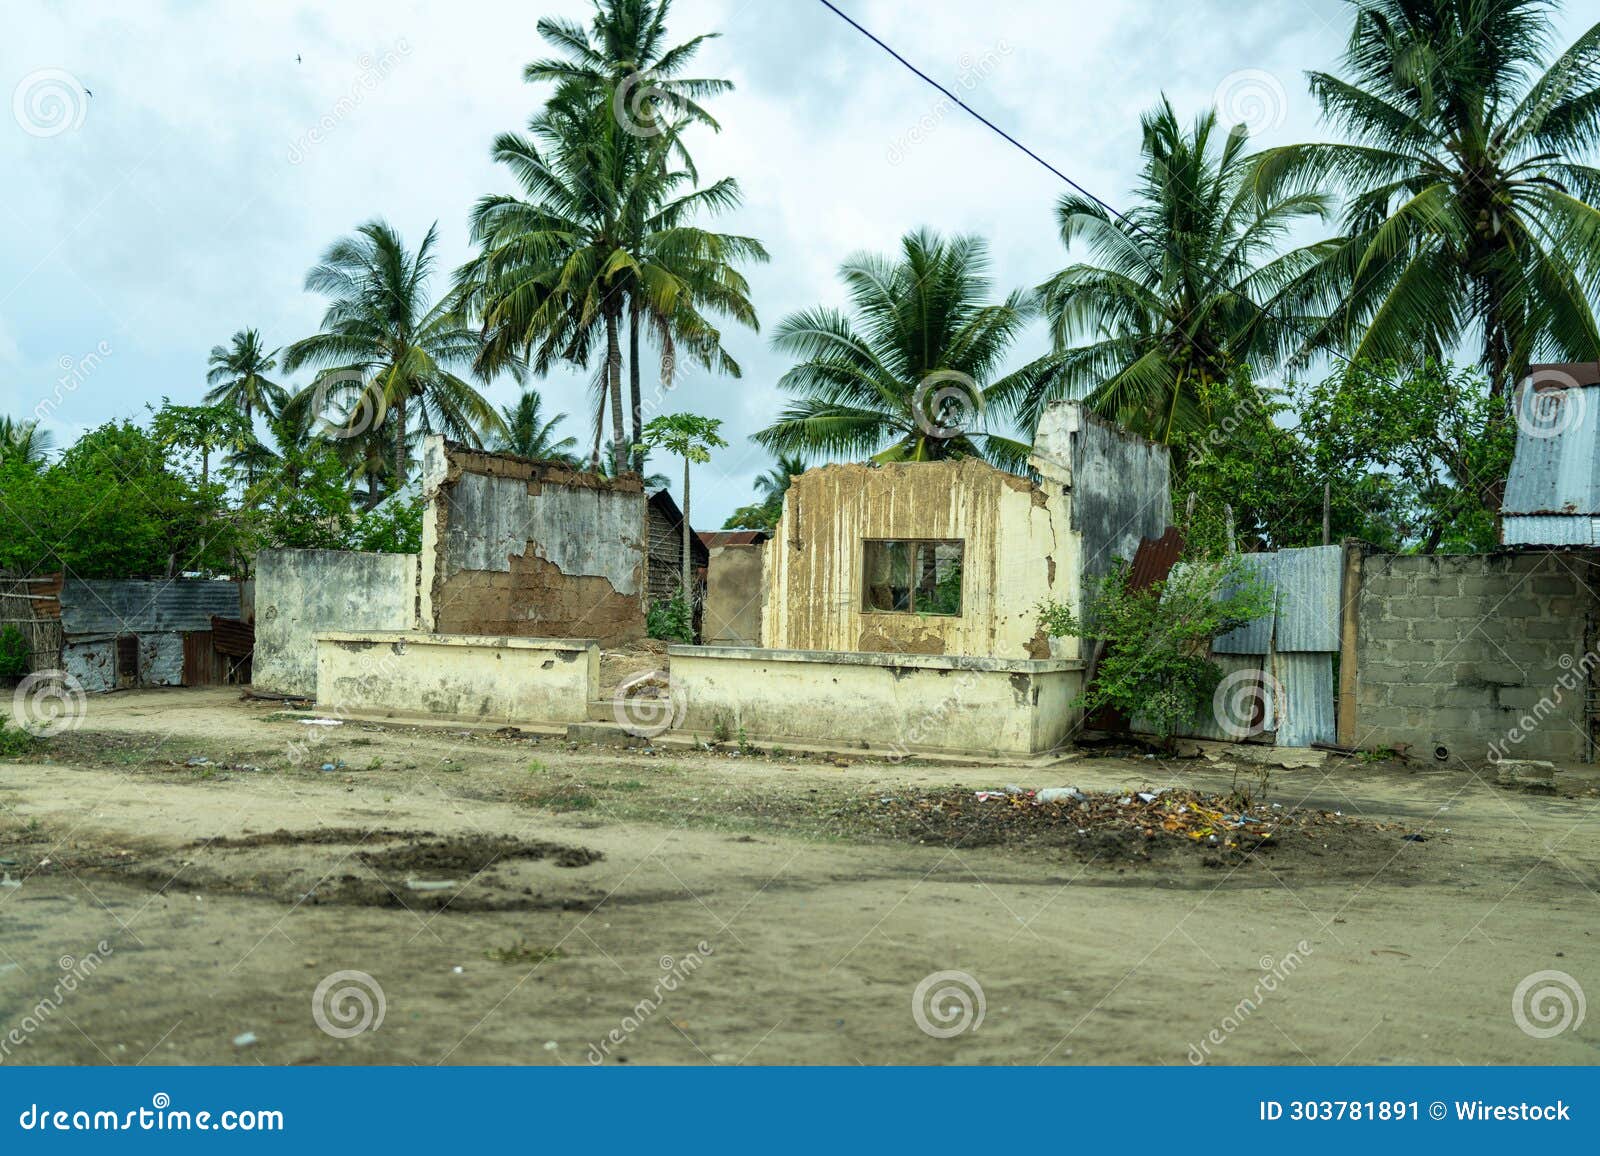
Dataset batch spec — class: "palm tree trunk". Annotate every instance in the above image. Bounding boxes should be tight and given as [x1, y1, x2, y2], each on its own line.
[628, 299, 644, 471]
[606, 309, 627, 476]
[589, 390, 605, 473]
[681, 455, 692, 600]
[392, 394, 407, 491]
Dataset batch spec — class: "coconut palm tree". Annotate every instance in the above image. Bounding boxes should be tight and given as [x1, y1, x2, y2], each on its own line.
[1253, 0, 1600, 395]
[459, 103, 762, 474]
[205, 329, 286, 427]
[755, 229, 1049, 469]
[524, 0, 730, 161]
[754, 453, 808, 502]
[284, 220, 509, 489]
[1024, 99, 1334, 442]
[0, 417, 53, 468]
[496, 391, 580, 463]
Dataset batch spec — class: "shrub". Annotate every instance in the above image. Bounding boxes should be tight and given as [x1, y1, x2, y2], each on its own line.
[646, 596, 695, 644]
[0, 718, 37, 756]
[0, 625, 28, 679]
[1037, 553, 1273, 744]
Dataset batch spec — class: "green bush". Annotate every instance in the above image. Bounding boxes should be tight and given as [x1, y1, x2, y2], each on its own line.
[1038, 553, 1273, 744]
[646, 596, 695, 644]
[0, 718, 37, 756]
[0, 625, 28, 679]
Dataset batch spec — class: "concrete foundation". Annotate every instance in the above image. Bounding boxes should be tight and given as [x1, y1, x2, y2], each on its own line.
[315, 631, 598, 726]
[667, 644, 1085, 756]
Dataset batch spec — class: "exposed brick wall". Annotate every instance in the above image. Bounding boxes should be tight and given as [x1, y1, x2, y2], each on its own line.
[1354, 552, 1596, 763]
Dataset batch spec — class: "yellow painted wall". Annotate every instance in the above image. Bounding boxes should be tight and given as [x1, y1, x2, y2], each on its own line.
[761, 459, 1080, 661]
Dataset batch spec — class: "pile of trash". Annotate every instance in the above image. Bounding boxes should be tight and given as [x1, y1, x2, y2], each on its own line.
[969, 784, 1286, 850]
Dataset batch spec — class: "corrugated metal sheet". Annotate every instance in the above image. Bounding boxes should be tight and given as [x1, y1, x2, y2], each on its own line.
[1271, 545, 1342, 652]
[1212, 553, 1277, 654]
[1500, 381, 1600, 543]
[59, 579, 242, 636]
[1502, 515, 1600, 547]
[1272, 651, 1335, 746]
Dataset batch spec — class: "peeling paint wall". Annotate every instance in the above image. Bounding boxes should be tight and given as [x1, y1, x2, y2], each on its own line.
[758, 404, 1169, 663]
[64, 633, 183, 692]
[669, 645, 1084, 755]
[704, 544, 764, 645]
[419, 437, 648, 645]
[761, 457, 1076, 660]
[253, 548, 419, 696]
[315, 631, 598, 725]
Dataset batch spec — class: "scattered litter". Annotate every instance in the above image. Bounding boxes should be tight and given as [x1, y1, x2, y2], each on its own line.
[185, 756, 213, 767]
[0, 873, 20, 890]
[1035, 787, 1085, 804]
[406, 879, 458, 892]
[1137, 790, 1163, 803]
[543, 1040, 559, 1051]
[452, 966, 465, 974]
[231, 764, 261, 774]
[1402, 833, 1428, 843]
[319, 760, 346, 773]
[298, 718, 343, 727]
[232, 1032, 258, 1048]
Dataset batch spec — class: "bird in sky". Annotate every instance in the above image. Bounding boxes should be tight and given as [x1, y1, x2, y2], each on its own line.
[296, 54, 302, 64]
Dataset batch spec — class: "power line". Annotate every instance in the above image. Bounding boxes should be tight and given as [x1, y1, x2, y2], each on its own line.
[814, 0, 1355, 373]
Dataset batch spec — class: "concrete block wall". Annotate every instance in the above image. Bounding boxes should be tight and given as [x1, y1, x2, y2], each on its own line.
[1354, 552, 1595, 762]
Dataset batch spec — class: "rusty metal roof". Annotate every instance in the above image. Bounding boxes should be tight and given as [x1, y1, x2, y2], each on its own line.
[1501, 376, 1600, 545]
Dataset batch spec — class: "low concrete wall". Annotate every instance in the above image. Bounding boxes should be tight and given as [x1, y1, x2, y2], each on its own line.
[667, 645, 1084, 756]
[1354, 552, 1596, 762]
[254, 549, 418, 696]
[315, 631, 598, 726]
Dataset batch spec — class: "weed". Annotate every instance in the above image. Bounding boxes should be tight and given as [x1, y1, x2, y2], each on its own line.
[485, 940, 564, 965]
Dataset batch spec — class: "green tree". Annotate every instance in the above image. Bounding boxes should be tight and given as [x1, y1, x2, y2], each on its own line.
[0, 421, 237, 577]
[1027, 99, 1333, 442]
[1254, 0, 1600, 395]
[495, 391, 580, 463]
[284, 219, 508, 490]
[635, 412, 725, 594]
[148, 399, 250, 490]
[756, 229, 1048, 469]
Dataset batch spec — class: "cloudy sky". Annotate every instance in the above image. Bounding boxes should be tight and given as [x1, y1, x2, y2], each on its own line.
[4, 0, 1586, 524]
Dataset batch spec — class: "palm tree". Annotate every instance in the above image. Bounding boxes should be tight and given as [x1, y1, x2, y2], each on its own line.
[754, 453, 808, 503]
[1026, 99, 1334, 442]
[284, 220, 509, 489]
[0, 417, 53, 468]
[461, 0, 764, 474]
[1253, 0, 1600, 396]
[496, 391, 580, 463]
[755, 229, 1048, 469]
[460, 105, 763, 475]
[205, 329, 286, 427]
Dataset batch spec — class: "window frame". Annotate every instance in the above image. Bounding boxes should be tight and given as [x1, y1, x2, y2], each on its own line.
[860, 537, 965, 618]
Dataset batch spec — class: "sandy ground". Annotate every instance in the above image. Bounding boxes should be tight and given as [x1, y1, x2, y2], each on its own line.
[1, 687, 1597, 1067]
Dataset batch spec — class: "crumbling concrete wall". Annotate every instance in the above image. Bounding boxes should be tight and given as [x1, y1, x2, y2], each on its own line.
[418, 437, 647, 645]
[704, 544, 764, 646]
[758, 406, 1168, 662]
[761, 457, 1075, 661]
[253, 548, 418, 696]
[316, 631, 598, 725]
[668, 645, 1084, 756]
[1354, 552, 1596, 763]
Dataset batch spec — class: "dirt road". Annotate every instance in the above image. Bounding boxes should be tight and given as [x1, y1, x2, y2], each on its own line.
[1, 688, 1595, 1066]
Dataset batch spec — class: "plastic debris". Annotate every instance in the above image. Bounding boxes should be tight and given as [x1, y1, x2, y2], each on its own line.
[232, 1032, 257, 1048]
[298, 718, 343, 727]
[406, 879, 458, 892]
[1036, 787, 1086, 804]
[185, 756, 213, 767]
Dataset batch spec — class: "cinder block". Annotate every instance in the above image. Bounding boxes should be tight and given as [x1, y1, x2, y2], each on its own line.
[1364, 618, 1412, 641]
[1412, 619, 1462, 641]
